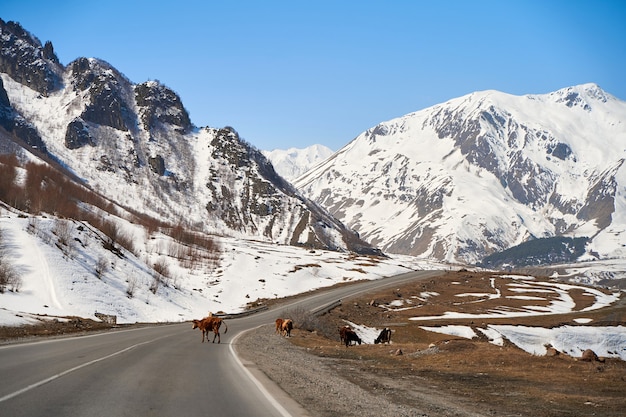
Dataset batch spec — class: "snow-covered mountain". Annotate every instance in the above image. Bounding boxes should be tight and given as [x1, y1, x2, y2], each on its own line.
[262, 144, 333, 181]
[295, 84, 626, 267]
[0, 19, 378, 256]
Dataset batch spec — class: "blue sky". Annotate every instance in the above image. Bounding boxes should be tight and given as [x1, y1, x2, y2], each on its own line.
[2, 1, 625, 151]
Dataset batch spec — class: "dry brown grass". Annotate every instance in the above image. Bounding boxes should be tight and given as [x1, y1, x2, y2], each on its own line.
[0, 317, 116, 341]
[287, 271, 626, 417]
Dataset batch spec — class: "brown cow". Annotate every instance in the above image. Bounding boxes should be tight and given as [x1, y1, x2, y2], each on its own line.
[339, 325, 361, 347]
[339, 326, 350, 344]
[192, 316, 228, 343]
[580, 349, 604, 362]
[281, 319, 293, 337]
[275, 318, 284, 334]
[192, 319, 209, 342]
[344, 328, 362, 347]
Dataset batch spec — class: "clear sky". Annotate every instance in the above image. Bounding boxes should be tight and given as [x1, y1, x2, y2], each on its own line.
[2, 1, 625, 151]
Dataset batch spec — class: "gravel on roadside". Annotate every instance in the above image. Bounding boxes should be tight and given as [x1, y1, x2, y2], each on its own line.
[234, 324, 482, 417]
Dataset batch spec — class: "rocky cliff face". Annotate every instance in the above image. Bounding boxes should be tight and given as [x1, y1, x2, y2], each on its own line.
[0, 19, 378, 255]
[0, 20, 62, 96]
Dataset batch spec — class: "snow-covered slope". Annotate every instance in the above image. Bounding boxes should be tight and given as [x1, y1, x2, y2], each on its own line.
[262, 144, 333, 181]
[295, 84, 626, 268]
[0, 209, 430, 325]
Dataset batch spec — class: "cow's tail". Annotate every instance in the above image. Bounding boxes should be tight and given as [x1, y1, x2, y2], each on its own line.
[223, 320, 228, 333]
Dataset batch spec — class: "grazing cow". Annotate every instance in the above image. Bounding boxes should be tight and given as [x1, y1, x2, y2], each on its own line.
[192, 316, 228, 343]
[374, 328, 392, 345]
[339, 326, 350, 344]
[580, 349, 604, 362]
[275, 318, 284, 334]
[339, 325, 361, 347]
[281, 318, 293, 337]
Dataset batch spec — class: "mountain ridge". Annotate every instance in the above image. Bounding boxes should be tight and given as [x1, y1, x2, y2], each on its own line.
[294, 83, 626, 268]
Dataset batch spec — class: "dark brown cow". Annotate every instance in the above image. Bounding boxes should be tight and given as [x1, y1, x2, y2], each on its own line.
[374, 328, 392, 344]
[339, 325, 361, 347]
[281, 319, 293, 337]
[192, 316, 228, 343]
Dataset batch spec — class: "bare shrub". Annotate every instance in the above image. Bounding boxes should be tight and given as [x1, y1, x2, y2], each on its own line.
[126, 276, 137, 298]
[0, 262, 21, 293]
[27, 216, 39, 235]
[279, 306, 338, 340]
[142, 216, 161, 236]
[0, 229, 21, 293]
[153, 257, 170, 279]
[95, 256, 108, 279]
[116, 230, 136, 256]
[99, 219, 134, 256]
[180, 245, 201, 269]
[167, 241, 184, 259]
[165, 223, 220, 258]
[100, 219, 120, 246]
[53, 219, 73, 247]
[149, 275, 160, 294]
[150, 257, 170, 294]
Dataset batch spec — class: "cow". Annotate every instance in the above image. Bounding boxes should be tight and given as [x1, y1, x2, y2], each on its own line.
[192, 319, 209, 342]
[580, 349, 604, 362]
[281, 318, 293, 337]
[339, 326, 350, 345]
[275, 318, 284, 334]
[374, 328, 392, 344]
[339, 325, 361, 347]
[192, 316, 228, 343]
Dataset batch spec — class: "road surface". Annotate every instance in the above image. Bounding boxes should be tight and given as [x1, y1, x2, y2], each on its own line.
[0, 270, 443, 416]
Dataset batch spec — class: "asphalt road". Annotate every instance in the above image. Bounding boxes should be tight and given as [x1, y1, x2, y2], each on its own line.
[0, 270, 443, 417]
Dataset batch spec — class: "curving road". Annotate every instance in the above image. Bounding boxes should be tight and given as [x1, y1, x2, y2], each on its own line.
[0, 270, 443, 417]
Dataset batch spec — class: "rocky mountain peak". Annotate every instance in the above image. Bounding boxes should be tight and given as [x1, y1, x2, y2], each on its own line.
[67, 57, 135, 132]
[0, 19, 62, 96]
[547, 83, 611, 110]
[135, 81, 191, 133]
